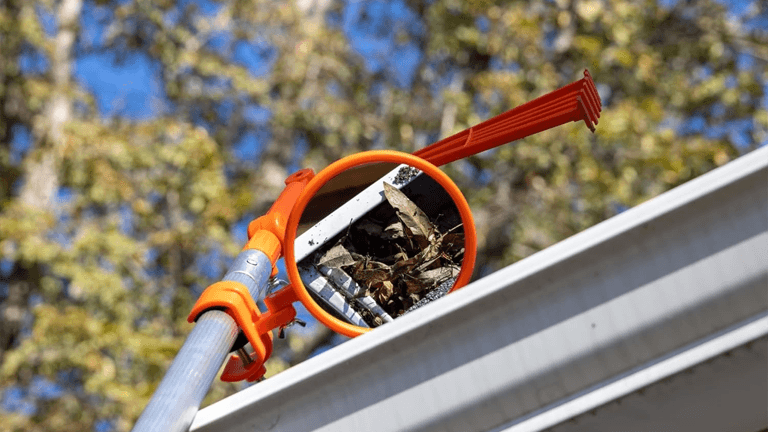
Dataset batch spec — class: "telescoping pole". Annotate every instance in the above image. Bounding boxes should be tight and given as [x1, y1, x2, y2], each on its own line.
[133, 168, 315, 432]
[131, 249, 273, 432]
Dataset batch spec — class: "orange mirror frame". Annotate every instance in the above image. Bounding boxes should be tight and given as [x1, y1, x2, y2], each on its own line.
[283, 150, 477, 338]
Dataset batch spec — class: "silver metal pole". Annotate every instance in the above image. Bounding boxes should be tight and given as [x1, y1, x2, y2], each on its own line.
[132, 249, 273, 432]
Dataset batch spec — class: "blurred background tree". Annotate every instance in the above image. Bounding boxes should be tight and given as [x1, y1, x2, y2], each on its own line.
[0, 0, 765, 430]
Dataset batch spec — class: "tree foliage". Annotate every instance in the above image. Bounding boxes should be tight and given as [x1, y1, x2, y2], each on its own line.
[0, 0, 765, 430]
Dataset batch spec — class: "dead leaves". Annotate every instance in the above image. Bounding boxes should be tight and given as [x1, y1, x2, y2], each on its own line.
[350, 257, 390, 289]
[375, 280, 394, 304]
[317, 243, 356, 268]
[312, 181, 465, 324]
[383, 182, 434, 248]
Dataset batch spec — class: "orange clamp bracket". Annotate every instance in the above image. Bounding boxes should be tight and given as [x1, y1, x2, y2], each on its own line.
[188, 281, 301, 382]
[245, 168, 315, 275]
[413, 69, 601, 167]
[188, 280, 274, 382]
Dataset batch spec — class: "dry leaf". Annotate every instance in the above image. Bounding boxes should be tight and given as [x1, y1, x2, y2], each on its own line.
[441, 230, 465, 257]
[414, 255, 442, 273]
[391, 254, 421, 277]
[375, 280, 395, 303]
[383, 221, 405, 239]
[383, 182, 434, 247]
[420, 242, 441, 263]
[317, 243, 356, 268]
[417, 267, 457, 286]
[351, 261, 391, 288]
[441, 231, 464, 247]
[380, 251, 409, 266]
[402, 275, 428, 294]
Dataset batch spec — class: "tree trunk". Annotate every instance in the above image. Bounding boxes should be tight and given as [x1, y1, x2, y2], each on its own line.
[19, 0, 82, 208]
[1, 0, 83, 365]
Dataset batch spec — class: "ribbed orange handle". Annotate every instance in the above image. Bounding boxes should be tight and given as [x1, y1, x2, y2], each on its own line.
[413, 70, 601, 167]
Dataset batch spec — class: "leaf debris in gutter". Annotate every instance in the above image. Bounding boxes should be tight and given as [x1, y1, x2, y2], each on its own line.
[313, 180, 464, 325]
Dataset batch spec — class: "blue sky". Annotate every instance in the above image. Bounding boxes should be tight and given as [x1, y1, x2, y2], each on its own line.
[68, 0, 428, 119]
[76, 52, 165, 119]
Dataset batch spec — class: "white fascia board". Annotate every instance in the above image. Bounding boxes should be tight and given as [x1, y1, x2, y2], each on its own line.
[191, 146, 768, 432]
[547, 331, 768, 432]
[494, 313, 768, 432]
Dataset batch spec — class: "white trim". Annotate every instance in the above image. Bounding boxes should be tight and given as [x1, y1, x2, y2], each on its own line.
[495, 312, 768, 432]
[191, 147, 768, 432]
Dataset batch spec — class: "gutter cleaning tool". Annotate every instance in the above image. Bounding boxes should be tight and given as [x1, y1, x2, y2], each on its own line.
[132, 70, 601, 432]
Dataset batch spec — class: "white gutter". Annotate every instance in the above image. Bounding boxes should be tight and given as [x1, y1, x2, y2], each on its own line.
[191, 146, 768, 432]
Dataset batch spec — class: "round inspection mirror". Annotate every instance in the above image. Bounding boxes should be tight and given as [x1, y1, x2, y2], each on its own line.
[284, 150, 476, 338]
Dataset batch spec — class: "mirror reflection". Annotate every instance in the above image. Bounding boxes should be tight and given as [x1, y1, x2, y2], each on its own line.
[293, 162, 466, 328]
